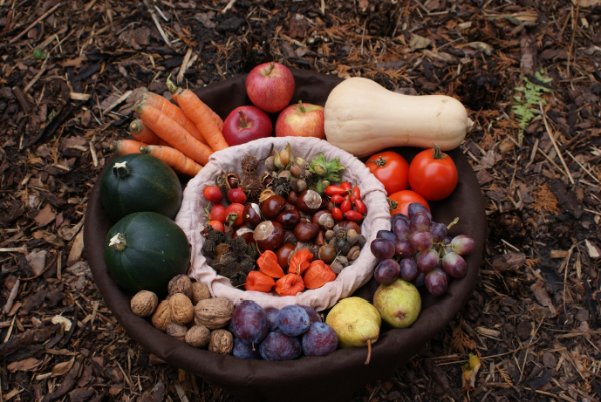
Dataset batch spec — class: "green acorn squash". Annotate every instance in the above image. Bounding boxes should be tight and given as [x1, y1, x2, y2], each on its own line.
[100, 154, 182, 222]
[104, 211, 190, 294]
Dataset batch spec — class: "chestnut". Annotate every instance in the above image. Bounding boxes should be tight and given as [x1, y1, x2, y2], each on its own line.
[312, 210, 335, 230]
[293, 221, 320, 242]
[318, 244, 337, 264]
[276, 243, 296, 269]
[296, 189, 322, 213]
[277, 208, 300, 229]
[287, 191, 298, 205]
[244, 203, 262, 227]
[260, 195, 286, 219]
[334, 221, 362, 234]
[283, 230, 298, 244]
[233, 227, 255, 244]
[253, 220, 284, 251]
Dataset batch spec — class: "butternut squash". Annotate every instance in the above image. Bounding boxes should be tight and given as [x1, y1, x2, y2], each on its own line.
[324, 77, 473, 157]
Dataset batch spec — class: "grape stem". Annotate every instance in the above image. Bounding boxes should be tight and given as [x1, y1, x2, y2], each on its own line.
[446, 216, 459, 231]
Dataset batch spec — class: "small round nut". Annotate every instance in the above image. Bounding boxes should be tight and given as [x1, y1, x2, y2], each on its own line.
[169, 293, 194, 325]
[347, 245, 361, 261]
[130, 290, 158, 317]
[168, 274, 193, 298]
[185, 325, 211, 348]
[208, 329, 233, 354]
[165, 322, 188, 341]
[330, 260, 344, 274]
[190, 281, 211, 305]
[151, 300, 172, 331]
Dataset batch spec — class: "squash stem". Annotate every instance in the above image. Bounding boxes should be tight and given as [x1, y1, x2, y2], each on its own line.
[112, 161, 130, 179]
[108, 233, 127, 251]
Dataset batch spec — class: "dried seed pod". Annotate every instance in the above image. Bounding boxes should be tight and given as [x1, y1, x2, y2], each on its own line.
[347, 245, 362, 261]
[130, 290, 158, 317]
[190, 281, 211, 304]
[168, 274, 193, 298]
[185, 325, 211, 348]
[209, 329, 234, 354]
[166, 322, 188, 341]
[194, 297, 234, 329]
[151, 300, 172, 331]
[169, 293, 195, 325]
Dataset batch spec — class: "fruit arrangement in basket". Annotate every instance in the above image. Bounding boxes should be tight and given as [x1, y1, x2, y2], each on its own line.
[98, 62, 477, 362]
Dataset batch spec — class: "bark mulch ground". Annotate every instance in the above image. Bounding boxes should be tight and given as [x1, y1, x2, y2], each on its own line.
[1, 1, 600, 401]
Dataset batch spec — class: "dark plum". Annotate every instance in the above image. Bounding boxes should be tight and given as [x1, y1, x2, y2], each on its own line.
[300, 305, 322, 324]
[230, 300, 269, 344]
[264, 306, 280, 330]
[425, 269, 448, 296]
[259, 331, 302, 360]
[370, 238, 396, 259]
[301, 322, 338, 356]
[277, 305, 311, 336]
[376, 229, 396, 242]
[441, 252, 468, 279]
[399, 258, 419, 281]
[374, 259, 401, 285]
[416, 249, 440, 273]
[232, 338, 260, 360]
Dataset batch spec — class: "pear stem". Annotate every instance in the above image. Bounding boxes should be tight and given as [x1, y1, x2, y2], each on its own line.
[364, 339, 372, 365]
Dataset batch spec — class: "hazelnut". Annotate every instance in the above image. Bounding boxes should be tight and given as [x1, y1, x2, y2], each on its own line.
[165, 322, 188, 341]
[185, 325, 211, 348]
[347, 245, 362, 261]
[169, 293, 194, 325]
[130, 290, 158, 317]
[209, 329, 234, 354]
[151, 300, 172, 331]
[330, 260, 344, 274]
[194, 297, 234, 329]
[190, 281, 211, 305]
[168, 274, 193, 298]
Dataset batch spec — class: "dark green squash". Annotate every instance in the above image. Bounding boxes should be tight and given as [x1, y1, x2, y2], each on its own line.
[100, 154, 182, 222]
[104, 211, 191, 294]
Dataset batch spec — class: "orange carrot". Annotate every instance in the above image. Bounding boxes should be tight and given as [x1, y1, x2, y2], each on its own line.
[137, 104, 213, 165]
[171, 88, 229, 151]
[140, 144, 202, 177]
[129, 119, 162, 145]
[142, 91, 208, 145]
[111, 139, 144, 155]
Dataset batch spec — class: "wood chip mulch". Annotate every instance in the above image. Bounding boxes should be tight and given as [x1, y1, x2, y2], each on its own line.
[1, 1, 600, 401]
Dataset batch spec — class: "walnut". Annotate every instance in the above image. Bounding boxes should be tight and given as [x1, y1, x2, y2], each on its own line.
[165, 322, 188, 341]
[168, 274, 193, 298]
[151, 300, 171, 331]
[208, 329, 233, 354]
[130, 290, 158, 317]
[169, 293, 194, 325]
[194, 297, 233, 329]
[185, 325, 211, 348]
[190, 281, 211, 304]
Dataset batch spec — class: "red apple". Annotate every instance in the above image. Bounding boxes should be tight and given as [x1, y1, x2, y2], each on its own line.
[245, 62, 295, 113]
[275, 101, 325, 139]
[222, 105, 273, 146]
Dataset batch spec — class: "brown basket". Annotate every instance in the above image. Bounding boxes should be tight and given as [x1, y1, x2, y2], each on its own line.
[84, 70, 487, 402]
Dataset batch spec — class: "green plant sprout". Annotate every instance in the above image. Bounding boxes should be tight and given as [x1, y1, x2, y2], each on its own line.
[511, 70, 553, 145]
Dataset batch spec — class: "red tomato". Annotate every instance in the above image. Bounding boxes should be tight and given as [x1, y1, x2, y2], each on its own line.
[203, 185, 223, 203]
[388, 190, 430, 216]
[365, 151, 409, 195]
[408, 147, 458, 201]
[208, 204, 227, 223]
[225, 203, 245, 227]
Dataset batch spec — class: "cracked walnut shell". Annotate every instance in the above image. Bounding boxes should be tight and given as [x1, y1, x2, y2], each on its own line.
[209, 329, 233, 354]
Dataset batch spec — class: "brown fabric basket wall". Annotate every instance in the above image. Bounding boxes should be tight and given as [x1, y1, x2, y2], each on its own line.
[83, 70, 487, 402]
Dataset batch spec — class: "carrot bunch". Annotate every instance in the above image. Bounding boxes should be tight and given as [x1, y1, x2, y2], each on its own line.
[245, 248, 337, 295]
[113, 83, 228, 177]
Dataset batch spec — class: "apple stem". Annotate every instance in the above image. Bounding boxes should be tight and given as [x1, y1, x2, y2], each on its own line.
[238, 111, 250, 128]
[364, 339, 372, 365]
[263, 62, 275, 77]
[298, 100, 306, 113]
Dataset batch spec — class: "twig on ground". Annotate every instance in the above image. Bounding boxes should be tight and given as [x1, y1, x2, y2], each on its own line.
[540, 102, 575, 185]
[9, 2, 62, 44]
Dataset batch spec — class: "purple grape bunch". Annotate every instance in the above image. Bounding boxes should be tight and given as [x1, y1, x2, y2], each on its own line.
[369, 202, 475, 296]
[230, 301, 338, 360]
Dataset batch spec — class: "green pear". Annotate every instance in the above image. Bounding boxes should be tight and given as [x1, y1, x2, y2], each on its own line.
[373, 279, 421, 328]
[325, 297, 381, 348]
